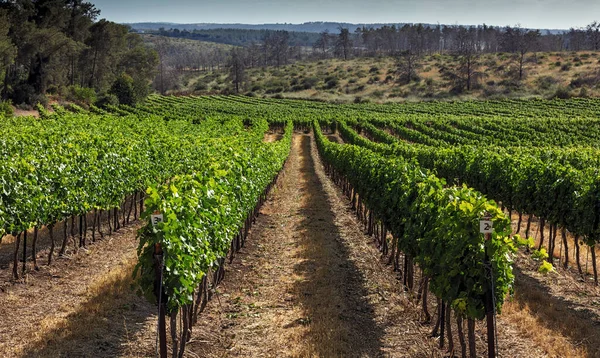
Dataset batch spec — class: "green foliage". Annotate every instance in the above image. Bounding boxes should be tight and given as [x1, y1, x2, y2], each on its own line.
[324, 76, 339, 89]
[0, 100, 13, 117]
[302, 77, 320, 89]
[0, 4, 156, 108]
[538, 260, 555, 274]
[314, 123, 515, 320]
[67, 85, 97, 106]
[532, 248, 549, 261]
[110, 74, 136, 106]
[96, 93, 119, 108]
[535, 75, 559, 90]
[8, 94, 600, 335]
[135, 119, 293, 310]
[551, 86, 572, 99]
[514, 234, 535, 249]
[371, 90, 384, 99]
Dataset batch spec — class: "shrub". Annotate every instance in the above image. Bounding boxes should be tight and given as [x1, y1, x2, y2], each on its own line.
[302, 76, 319, 89]
[0, 100, 13, 117]
[265, 79, 289, 92]
[11, 83, 36, 106]
[560, 63, 571, 72]
[194, 81, 208, 91]
[551, 86, 572, 99]
[30, 93, 48, 108]
[371, 90, 384, 98]
[498, 78, 522, 90]
[265, 87, 284, 94]
[15, 103, 32, 111]
[67, 85, 97, 105]
[481, 86, 503, 98]
[325, 77, 339, 89]
[96, 93, 119, 108]
[110, 73, 136, 105]
[569, 75, 597, 88]
[535, 75, 559, 90]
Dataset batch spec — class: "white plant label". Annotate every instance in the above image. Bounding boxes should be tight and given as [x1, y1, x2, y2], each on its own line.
[151, 214, 164, 227]
[480, 219, 493, 234]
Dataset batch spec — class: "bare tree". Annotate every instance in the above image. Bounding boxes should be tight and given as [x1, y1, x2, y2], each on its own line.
[227, 48, 246, 93]
[335, 27, 352, 60]
[501, 25, 540, 80]
[263, 31, 290, 67]
[313, 30, 331, 58]
[454, 26, 481, 91]
[395, 50, 420, 85]
[586, 21, 600, 51]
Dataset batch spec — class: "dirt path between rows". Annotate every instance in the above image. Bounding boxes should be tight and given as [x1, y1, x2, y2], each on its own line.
[189, 134, 440, 357]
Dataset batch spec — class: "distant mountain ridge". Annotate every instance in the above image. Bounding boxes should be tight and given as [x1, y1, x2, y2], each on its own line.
[126, 21, 566, 35]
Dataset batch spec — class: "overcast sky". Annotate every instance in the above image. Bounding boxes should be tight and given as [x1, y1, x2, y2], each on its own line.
[93, 0, 599, 29]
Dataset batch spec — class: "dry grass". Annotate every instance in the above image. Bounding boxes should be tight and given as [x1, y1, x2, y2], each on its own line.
[263, 132, 284, 142]
[497, 213, 600, 357]
[0, 223, 156, 358]
[13, 108, 39, 118]
[501, 292, 587, 358]
[187, 51, 600, 102]
[23, 255, 149, 357]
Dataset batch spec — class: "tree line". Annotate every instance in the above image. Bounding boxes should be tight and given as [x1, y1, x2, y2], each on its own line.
[150, 27, 320, 47]
[316, 23, 600, 57]
[0, 0, 158, 107]
[218, 22, 600, 94]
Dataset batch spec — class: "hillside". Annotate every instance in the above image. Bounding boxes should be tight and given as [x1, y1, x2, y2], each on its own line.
[140, 34, 235, 52]
[127, 21, 566, 34]
[186, 51, 600, 102]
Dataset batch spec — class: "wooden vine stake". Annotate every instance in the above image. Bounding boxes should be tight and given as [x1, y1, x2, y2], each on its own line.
[480, 212, 496, 358]
[152, 212, 168, 358]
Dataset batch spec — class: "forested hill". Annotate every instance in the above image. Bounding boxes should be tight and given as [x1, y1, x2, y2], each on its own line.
[140, 28, 320, 47]
[0, 1, 159, 108]
[127, 21, 566, 35]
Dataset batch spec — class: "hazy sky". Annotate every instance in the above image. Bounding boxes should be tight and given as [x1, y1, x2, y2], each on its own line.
[93, 0, 599, 29]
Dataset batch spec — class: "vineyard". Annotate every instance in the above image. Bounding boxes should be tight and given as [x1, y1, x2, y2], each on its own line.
[1, 95, 600, 357]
